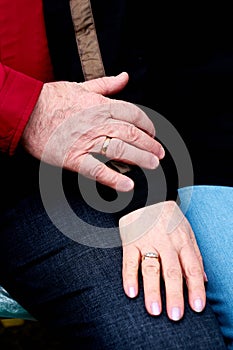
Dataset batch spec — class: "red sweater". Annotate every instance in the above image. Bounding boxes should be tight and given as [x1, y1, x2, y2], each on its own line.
[0, 0, 54, 154]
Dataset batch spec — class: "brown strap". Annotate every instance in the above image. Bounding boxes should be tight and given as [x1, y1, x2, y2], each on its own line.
[69, 0, 105, 81]
[69, 1, 129, 175]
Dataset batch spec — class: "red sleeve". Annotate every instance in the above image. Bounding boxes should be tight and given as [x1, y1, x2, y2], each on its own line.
[0, 63, 43, 155]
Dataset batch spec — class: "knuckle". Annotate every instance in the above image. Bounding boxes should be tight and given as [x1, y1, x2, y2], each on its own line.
[178, 238, 193, 254]
[179, 232, 191, 246]
[89, 162, 105, 180]
[165, 267, 182, 280]
[127, 124, 138, 141]
[186, 265, 203, 279]
[124, 259, 138, 279]
[125, 259, 138, 271]
[111, 139, 125, 158]
[142, 265, 160, 277]
[197, 252, 204, 264]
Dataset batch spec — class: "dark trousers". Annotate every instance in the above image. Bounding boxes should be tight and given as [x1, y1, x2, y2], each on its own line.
[0, 154, 227, 349]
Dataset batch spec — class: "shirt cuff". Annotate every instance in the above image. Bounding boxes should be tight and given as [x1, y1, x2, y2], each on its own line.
[0, 65, 43, 155]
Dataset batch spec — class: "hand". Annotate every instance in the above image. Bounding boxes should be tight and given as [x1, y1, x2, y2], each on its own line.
[119, 201, 207, 321]
[21, 72, 165, 192]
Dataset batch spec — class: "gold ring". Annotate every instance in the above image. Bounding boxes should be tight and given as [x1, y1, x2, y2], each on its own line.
[142, 251, 159, 261]
[101, 136, 111, 155]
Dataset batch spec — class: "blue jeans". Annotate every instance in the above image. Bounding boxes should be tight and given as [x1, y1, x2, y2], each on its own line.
[0, 158, 227, 349]
[178, 185, 233, 350]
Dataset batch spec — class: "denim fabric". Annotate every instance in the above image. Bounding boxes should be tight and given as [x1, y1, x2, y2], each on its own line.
[178, 185, 233, 350]
[0, 174, 227, 349]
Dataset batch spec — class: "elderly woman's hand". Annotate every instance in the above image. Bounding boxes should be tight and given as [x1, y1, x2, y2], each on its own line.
[119, 200, 207, 321]
[21, 72, 164, 192]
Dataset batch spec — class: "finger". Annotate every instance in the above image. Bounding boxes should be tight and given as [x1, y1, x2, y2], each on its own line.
[188, 228, 207, 281]
[161, 250, 184, 321]
[109, 101, 156, 138]
[141, 252, 162, 316]
[81, 72, 129, 95]
[103, 137, 160, 169]
[122, 246, 140, 298]
[76, 154, 134, 192]
[179, 241, 206, 313]
[102, 122, 165, 160]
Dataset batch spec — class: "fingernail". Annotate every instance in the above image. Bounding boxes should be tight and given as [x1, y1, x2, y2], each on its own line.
[171, 307, 181, 321]
[116, 179, 134, 192]
[118, 72, 127, 77]
[159, 146, 165, 159]
[204, 271, 208, 282]
[151, 302, 160, 315]
[150, 156, 159, 169]
[128, 287, 136, 298]
[194, 298, 204, 312]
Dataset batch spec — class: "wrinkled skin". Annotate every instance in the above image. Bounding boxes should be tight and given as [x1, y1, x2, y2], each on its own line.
[22, 72, 206, 322]
[22, 72, 165, 191]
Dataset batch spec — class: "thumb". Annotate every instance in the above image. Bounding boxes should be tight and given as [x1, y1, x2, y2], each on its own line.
[81, 72, 129, 96]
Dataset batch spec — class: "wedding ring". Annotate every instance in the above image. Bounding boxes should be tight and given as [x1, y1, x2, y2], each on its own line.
[101, 136, 111, 155]
[142, 251, 159, 261]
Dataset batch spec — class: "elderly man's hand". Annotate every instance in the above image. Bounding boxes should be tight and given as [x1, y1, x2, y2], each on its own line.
[21, 72, 164, 192]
